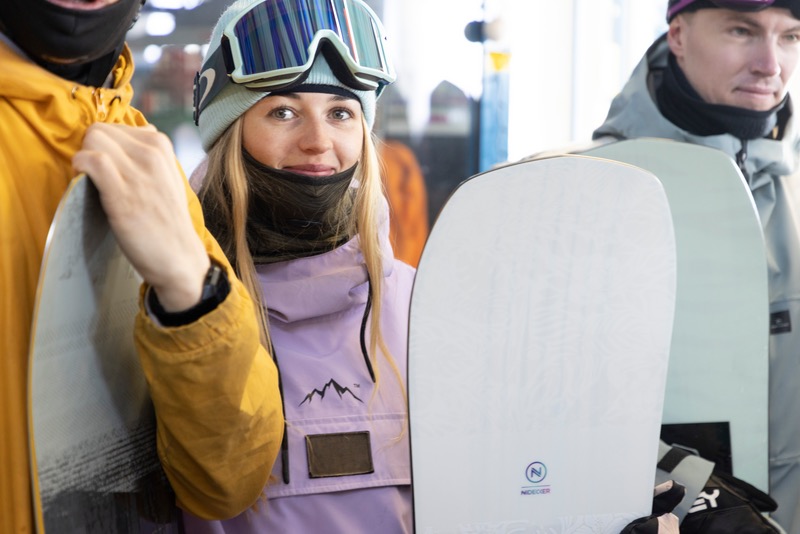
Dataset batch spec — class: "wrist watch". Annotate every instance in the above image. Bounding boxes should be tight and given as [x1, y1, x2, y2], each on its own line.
[148, 259, 231, 327]
[199, 261, 226, 303]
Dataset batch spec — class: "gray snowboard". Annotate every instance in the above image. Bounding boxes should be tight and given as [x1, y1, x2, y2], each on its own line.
[28, 174, 179, 533]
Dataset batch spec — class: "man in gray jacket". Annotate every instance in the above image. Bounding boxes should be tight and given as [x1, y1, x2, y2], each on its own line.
[594, 0, 800, 530]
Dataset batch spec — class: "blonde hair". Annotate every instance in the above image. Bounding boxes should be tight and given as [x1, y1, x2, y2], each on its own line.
[198, 116, 405, 400]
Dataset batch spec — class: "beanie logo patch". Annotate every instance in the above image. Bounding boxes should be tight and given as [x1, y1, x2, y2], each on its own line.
[197, 68, 217, 113]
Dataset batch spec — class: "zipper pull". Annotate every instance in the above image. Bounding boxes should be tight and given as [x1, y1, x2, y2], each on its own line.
[94, 89, 108, 121]
[735, 139, 750, 183]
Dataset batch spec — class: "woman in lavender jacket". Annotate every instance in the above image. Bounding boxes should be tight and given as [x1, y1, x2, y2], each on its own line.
[184, 0, 413, 531]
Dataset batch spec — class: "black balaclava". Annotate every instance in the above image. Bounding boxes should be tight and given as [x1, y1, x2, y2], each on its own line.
[0, 0, 144, 87]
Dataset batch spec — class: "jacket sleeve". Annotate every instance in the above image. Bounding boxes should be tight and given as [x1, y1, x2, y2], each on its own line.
[133, 180, 284, 520]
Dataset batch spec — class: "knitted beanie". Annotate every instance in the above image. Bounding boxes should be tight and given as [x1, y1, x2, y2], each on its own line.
[197, 0, 377, 151]
[667, 0, 800, 22]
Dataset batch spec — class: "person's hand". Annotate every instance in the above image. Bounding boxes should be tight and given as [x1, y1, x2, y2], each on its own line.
[73, 123, 210, 312]
[620, 480, 683, 534]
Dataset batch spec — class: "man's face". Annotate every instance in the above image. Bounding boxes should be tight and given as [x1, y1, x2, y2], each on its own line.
[668, 7, 800, 111]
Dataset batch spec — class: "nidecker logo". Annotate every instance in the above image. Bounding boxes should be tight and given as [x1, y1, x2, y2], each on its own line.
[521, 461, 551, 496]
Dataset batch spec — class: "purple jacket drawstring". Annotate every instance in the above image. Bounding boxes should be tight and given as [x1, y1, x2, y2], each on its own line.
[272, 275, 376, 484]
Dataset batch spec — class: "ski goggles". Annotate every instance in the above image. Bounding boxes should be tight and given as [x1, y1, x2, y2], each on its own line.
[193, 0, 395, 124]
[668, 0, 800, 21]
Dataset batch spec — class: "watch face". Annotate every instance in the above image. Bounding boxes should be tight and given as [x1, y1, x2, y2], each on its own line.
[202, 263, 227, 303]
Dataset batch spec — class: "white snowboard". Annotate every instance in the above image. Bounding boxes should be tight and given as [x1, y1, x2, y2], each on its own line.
[28, 175, 179, 533]
[409, 155, 677, 532]
[583, 138, 770, 493]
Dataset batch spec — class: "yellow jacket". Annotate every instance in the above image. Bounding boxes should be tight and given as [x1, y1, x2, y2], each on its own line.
[0, 39, 283, 532]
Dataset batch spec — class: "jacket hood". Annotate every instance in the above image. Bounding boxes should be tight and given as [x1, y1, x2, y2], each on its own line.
[0, 32, 136, 95]
[594, 33, 800, 182]
[256, 195, 394, 324]
[0, 33, 142, 165]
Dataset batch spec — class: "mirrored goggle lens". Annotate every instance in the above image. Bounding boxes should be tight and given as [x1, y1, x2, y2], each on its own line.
[233, 0, 387, 78]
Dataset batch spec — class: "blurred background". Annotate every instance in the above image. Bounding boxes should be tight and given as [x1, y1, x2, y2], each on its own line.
[128, 0, 669, 261]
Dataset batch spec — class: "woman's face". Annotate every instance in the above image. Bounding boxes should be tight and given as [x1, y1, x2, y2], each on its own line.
[242, 91, 364, 177]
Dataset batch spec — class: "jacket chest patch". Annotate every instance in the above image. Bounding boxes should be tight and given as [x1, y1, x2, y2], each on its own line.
[306, 431, 374, 478]
[771, 310, 791, 334]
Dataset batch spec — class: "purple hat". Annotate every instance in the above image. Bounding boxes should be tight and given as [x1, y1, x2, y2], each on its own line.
[667, 0, 800, 22]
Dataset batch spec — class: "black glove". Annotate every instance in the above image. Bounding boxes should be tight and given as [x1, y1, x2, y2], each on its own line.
[681, 470, 784, 534]
[620, 480, 685, 534]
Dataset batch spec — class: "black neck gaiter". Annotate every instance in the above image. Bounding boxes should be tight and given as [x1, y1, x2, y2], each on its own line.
[243, 150, 358, 264]
[42, 47, 124, 88]
[0, 0, 142, 86]
[656, 53, 786, 140]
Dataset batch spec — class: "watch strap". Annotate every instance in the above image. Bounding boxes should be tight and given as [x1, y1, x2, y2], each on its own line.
[148, 260, 230, 327]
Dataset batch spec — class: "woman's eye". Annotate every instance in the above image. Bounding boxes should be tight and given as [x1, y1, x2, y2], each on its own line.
[332, 108, 354, 120]
[271, 107, 296, 120]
